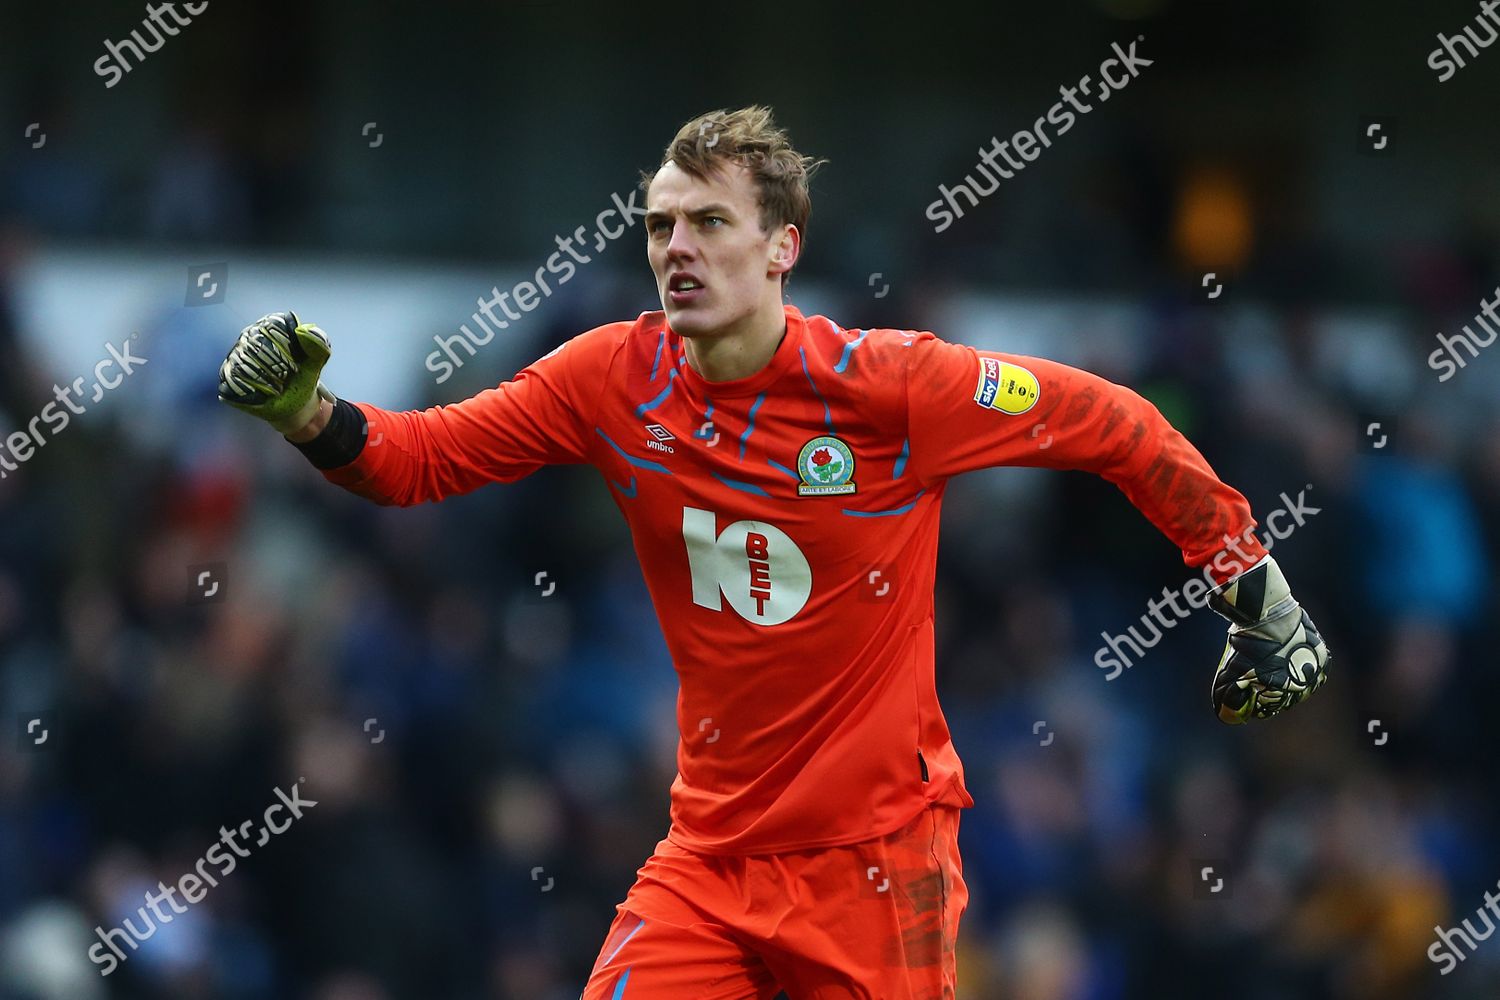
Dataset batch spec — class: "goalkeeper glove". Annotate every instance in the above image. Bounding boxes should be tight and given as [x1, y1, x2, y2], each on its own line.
[1207, 555, 1331, 725]
[217, 311, 335, 435]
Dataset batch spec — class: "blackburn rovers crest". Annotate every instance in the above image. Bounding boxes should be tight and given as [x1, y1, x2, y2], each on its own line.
[796, 436, 856, 496]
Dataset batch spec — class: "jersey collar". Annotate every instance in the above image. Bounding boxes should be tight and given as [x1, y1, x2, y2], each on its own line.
[672, 304, 808, 400]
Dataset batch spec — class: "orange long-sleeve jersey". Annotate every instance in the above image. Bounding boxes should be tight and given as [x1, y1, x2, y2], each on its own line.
[304, 304, 1267, 854]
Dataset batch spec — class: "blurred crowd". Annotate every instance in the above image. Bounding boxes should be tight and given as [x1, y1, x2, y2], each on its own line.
[3, 23, 1500, 989]
[0, 202, 1496, 1000]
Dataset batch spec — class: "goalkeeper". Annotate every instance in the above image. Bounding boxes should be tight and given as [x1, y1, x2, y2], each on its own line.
[218, 105, 1330, 998]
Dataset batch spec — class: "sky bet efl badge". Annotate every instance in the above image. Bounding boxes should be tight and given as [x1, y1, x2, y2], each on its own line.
[973, 356, 1040, 414]
[797, 436, 856, 496]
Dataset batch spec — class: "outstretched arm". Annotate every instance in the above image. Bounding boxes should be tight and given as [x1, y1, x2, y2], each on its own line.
[902, 333, 1330, 723]
[218, 311, 620, 507]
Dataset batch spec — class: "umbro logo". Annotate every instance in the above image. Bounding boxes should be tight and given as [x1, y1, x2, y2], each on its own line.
[644, 423, 675, 454]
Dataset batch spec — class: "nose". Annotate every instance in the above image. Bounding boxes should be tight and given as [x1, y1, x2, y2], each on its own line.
[665, 219, 697, 260]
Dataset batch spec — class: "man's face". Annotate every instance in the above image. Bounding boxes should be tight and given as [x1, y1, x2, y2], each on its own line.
[645, 160, 792, 337]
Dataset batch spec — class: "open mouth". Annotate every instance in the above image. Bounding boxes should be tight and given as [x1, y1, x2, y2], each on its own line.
[668, 273, 705, 304]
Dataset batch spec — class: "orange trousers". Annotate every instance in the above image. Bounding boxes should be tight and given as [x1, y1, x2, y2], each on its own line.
[580, 803, 966, 999]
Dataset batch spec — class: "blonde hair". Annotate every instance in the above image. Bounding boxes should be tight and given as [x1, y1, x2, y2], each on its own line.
[641, 106, 827, 287]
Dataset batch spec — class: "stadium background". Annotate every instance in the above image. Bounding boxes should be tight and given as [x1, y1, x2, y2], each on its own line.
[2, 0, 1499, 997]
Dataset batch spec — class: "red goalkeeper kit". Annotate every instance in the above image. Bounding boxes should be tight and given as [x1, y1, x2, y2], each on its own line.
[298, 304, 1267, 998]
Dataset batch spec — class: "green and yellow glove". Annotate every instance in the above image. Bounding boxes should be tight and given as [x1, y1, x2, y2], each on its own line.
[1207, 555, 1331, 724]
[217, 311, 335, 435]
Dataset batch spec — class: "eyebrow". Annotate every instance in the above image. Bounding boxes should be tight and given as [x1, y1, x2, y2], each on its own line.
[644, 203, 735, 224]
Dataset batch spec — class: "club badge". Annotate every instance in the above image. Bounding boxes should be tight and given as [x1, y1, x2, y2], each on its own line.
[797, 436, 856, 496]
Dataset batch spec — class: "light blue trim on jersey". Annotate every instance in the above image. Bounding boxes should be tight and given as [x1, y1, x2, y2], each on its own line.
[766, 458, 799, 480]
[711, 470, 771, 496]
[634, 367, 678, 418]
[603, 918, 645, 967]
[738, 391, 767, 461]
[833, 329, 869, 374]
[595, 428, 672, 474]
[610, 967, 632, 999]
[893, 438, 910, 479]
[649, 331, 666, 381]
[799, 347, 835, 434]
[694, 400, 716, 440]
[609, 475, 638, 498]
[842, 489, 926, 517]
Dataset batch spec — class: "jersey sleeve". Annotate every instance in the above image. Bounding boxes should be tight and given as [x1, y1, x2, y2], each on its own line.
[315, 323, 623, 506]
[903, 331, 1266, 583]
